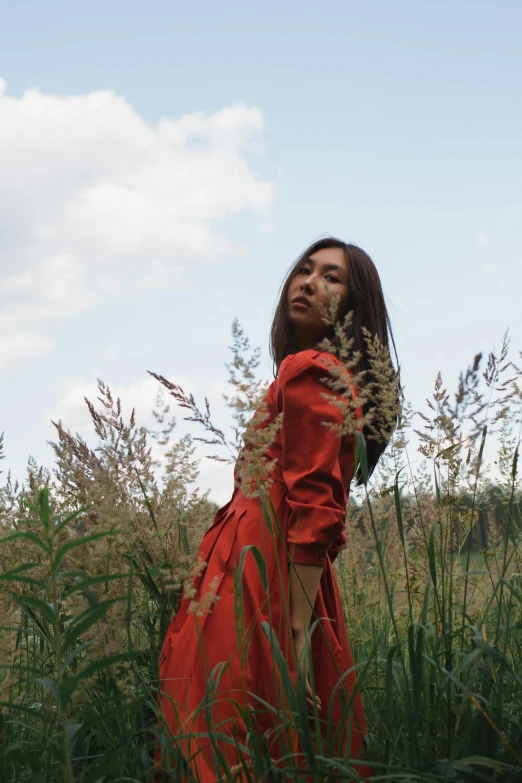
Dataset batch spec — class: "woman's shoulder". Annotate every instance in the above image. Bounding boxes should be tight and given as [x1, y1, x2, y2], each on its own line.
[277, 348, 344, 385]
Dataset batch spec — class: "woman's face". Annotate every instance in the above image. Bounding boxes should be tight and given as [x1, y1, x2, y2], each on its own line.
[287, 246, 349, 351]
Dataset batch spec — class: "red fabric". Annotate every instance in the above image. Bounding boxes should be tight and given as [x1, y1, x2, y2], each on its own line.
[155, 349, 371, 781]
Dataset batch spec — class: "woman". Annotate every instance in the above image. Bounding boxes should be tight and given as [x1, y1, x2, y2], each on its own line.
[155, 237, 400, 782]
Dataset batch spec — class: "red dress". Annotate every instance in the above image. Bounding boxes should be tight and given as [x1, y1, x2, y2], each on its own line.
[155, 349, 370, 781]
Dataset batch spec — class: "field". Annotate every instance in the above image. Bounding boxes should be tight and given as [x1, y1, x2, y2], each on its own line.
[0, 322, 521, 782]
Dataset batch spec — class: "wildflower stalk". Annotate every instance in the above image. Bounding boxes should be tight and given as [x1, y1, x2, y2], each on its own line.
[21, 487, 77, 783]
[460, 336, 510, 651]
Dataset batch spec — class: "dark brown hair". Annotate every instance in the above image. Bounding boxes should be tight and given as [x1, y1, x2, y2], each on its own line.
[269, 236, 400, 485]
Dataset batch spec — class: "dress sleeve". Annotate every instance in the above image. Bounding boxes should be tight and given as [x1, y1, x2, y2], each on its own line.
[276, 350, 354, 566]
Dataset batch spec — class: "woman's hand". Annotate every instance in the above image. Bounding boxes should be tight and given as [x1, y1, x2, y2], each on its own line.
[289, 561, 324, 713]
[292, 628, 321, 712]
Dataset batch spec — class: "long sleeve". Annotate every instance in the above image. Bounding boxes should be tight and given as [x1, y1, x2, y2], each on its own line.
[276, 350, 356, 566]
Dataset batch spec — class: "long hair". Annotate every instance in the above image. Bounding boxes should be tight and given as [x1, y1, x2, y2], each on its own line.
[269, 236, 401, 485]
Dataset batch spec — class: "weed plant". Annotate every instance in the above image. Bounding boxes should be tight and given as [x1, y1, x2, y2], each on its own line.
[0, 320, 521, 781]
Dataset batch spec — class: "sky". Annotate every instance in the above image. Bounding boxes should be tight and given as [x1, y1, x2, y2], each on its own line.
[0, 0, 520, 506]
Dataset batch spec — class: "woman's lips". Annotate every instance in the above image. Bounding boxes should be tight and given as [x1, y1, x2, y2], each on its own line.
[291, 300, 310, 310]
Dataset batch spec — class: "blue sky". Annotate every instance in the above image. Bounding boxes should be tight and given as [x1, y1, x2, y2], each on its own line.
[1, 1, 520, 504]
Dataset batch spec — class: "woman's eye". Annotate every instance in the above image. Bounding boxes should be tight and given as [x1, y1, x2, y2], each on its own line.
[297, 268, 340, 282]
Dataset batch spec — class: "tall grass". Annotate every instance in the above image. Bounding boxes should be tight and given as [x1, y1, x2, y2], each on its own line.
[0, 321, 521, 781]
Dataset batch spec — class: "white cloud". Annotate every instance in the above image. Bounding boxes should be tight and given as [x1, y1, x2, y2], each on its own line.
[0, 78, 274, 372]
[0, 333, 53, 371]
[476, 232, 488, 246]
[482, 262, 498, 277]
